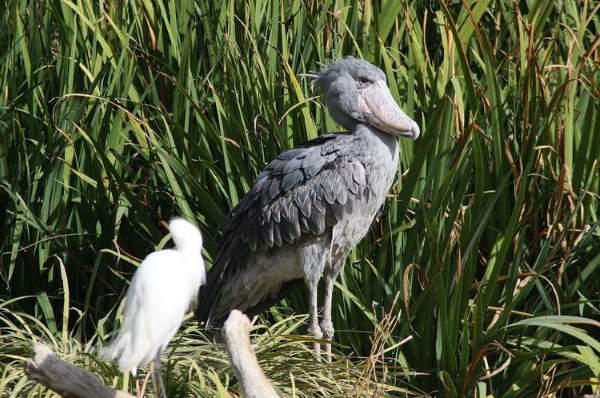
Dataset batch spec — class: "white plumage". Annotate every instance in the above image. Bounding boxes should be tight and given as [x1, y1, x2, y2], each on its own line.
[101, 217, 205, 380]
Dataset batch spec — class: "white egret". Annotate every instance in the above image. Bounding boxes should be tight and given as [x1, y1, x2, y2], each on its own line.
[102, 217, 205, 398]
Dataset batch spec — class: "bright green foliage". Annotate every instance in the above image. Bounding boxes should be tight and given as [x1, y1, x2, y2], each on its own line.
[1, 0, 599, 396]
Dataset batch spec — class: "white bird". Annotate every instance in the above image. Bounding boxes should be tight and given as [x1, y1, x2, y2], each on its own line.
[102, 217, 205, 398]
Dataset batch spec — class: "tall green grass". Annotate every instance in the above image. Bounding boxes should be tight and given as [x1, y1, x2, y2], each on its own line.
[1, 0, 599, 396]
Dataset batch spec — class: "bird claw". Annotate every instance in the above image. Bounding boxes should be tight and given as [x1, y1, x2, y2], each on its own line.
[320, 320, 334, 340]
[307, 325, 323, 339]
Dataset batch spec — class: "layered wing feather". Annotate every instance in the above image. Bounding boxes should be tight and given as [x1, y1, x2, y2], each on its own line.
[197, 133, 369, 324]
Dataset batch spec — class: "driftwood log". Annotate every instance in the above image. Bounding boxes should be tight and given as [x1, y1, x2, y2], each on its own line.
[25, 343, 135, 398]
[25, 311, 280, 398]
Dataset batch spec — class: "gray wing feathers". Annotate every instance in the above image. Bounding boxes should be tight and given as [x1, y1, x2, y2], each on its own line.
[197, 134, 367, 324]
[231, 134, 367, 253]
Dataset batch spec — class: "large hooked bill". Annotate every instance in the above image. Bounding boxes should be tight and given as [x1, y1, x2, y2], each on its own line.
[359, 80, 420, 139]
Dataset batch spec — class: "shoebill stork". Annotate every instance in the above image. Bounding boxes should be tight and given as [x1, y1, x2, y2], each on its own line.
[197, 57, 419, 361]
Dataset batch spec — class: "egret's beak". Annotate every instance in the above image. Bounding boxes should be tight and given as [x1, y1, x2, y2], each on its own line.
[359, 80, 420, 139]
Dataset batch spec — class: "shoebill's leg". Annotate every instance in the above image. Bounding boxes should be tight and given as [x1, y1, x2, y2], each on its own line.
[300, 243, 330, 360]
[321, 261, 343, 363]
[305, 276, 323, 359]
[151, 349, 167, 398]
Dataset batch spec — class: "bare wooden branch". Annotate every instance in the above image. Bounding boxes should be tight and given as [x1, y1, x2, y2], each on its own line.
[223, 310, 281, 398]
[26, 343, 135, 398]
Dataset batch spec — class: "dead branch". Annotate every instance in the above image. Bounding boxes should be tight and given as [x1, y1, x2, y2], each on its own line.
[223, 310, 280, 398]
[25, 343, 135, 398]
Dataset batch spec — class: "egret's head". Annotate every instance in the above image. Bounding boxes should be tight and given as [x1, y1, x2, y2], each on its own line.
[307, 57, 419, 139]
[169, 217, 203, 253]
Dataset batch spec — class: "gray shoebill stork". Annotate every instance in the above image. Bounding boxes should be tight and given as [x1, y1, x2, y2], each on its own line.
[196, 57, 419, 360]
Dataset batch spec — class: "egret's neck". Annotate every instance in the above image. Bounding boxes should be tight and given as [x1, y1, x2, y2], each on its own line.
[179, 246, 202, 256]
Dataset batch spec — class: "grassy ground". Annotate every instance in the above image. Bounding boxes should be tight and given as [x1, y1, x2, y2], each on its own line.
[1, 0, 599, 396]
